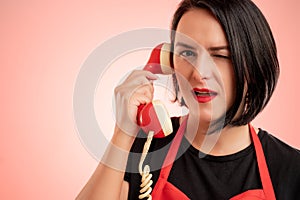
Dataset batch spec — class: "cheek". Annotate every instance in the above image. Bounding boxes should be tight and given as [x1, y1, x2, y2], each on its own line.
[173, 56, 193, 79]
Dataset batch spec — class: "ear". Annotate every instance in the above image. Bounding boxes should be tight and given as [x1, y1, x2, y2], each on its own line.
[143, 43, 173, 74]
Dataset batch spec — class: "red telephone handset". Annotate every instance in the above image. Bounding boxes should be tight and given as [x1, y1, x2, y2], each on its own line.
[136, 43, 175, 199]
[136, 43, 174, 138]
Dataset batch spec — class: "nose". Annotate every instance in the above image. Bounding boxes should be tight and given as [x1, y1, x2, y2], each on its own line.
[191, 68, 206, 83]
[193, 50, 216, 82]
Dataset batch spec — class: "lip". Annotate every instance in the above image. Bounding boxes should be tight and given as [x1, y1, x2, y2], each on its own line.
[192, 88, 218, 103]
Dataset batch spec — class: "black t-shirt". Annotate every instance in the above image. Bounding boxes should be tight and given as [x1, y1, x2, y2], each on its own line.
[124, 118, 300, 199]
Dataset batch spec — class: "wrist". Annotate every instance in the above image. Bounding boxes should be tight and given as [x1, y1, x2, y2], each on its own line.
[111, 125, 136, 150]
[100, 126, 137, 172]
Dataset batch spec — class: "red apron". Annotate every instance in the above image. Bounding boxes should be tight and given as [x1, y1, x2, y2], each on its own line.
[151, 119, 276, 200]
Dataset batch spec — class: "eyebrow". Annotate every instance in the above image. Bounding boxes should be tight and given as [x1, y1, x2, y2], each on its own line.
[175, 42, 229, 52]
[175, 42, 197, 49]
[208, 46, 229, 52]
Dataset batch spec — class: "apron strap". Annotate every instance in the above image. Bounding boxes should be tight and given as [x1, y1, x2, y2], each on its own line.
[151, 116, 188, 198]
[249, 124, 276, 200]
[159, 116, 188, 179]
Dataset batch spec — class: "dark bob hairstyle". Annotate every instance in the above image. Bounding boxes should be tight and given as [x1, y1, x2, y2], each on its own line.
[170, 0, 280, 126]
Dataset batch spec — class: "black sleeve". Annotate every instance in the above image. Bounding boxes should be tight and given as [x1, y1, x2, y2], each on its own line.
[278, 149, 300, 199]
[261, 130, 300, 199]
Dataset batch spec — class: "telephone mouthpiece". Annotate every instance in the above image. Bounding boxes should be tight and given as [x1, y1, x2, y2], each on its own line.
[137, 100, 173, 138]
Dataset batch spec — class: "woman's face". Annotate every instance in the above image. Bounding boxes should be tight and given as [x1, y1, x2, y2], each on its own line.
[173, 8, 235, 125]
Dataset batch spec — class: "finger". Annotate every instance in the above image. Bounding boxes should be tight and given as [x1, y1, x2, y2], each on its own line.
[143, 69, 159, 80]
[126, 70, 158, 85]
[134, 83, 154, 98]
[130, 93, 152, 106]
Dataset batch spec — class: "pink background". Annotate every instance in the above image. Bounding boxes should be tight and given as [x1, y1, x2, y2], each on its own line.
[1, 0, 299, 199]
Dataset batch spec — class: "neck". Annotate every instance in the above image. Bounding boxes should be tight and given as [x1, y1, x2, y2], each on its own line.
[185, 120, 252, 156]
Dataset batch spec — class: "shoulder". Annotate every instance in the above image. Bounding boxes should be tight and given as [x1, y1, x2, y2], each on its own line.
[259, 128, 300, 198]
[259, 128, 300, 163]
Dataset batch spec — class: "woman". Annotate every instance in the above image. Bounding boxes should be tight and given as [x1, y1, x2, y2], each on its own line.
[77, 0, 300, 199]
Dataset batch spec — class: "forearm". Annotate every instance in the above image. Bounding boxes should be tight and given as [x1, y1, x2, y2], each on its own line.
[76, 126, 135, 200]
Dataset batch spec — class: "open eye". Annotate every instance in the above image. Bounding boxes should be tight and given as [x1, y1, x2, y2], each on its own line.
[179, 50, 196, 57]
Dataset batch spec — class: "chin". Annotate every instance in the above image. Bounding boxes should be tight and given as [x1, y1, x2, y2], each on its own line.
[191, 105, 225, 124]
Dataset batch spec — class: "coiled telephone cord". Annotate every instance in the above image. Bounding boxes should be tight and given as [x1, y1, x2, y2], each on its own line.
[138, 131, 154, 200]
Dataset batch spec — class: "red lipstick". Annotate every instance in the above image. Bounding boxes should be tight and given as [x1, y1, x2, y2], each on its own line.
[192, 88, 217, 103]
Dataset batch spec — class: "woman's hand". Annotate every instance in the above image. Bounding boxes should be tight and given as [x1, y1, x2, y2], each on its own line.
[76, 70, 158, 200]
[114, 69, 158, 136]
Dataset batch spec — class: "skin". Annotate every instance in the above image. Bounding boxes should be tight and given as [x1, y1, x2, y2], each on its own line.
[76, 70, 157, 200]
[174, 8, 251, 156]
[76, 7, 256, 200]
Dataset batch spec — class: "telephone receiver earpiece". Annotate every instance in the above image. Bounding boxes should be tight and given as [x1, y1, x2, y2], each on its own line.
[143, 43, 173, 75]
[137, 43, 174, 138]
